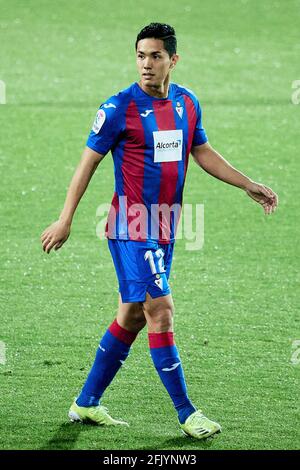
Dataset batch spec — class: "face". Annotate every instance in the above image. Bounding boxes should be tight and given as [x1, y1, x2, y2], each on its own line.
[136, 38, 179, 88]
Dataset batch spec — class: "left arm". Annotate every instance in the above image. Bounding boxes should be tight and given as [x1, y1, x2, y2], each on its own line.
[191, 142, 278, 214]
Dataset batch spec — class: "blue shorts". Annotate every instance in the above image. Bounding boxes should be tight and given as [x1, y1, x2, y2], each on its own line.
[108, 239, 175, 303]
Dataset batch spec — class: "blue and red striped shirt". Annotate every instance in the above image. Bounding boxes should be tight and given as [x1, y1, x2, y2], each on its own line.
[87, 82, 208, 243]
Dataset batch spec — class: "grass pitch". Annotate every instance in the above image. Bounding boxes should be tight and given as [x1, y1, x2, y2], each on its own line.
[0, 0, 299, 450]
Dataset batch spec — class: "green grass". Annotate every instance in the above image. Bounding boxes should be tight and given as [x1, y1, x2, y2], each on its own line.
[0, 0, 299, 450]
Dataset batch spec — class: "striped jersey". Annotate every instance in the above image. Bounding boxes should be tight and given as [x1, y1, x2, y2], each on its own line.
[86, 82, 208, 243]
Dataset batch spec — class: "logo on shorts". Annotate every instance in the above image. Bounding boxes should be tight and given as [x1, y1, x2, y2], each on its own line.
[154, 277, 163, 290]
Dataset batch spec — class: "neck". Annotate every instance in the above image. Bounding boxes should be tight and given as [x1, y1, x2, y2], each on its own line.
[139, 75, 170, 98]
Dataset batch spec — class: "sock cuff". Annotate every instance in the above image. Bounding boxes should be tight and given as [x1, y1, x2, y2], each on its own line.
[148, 331, 175, 349]
[108, 319, 137, 346]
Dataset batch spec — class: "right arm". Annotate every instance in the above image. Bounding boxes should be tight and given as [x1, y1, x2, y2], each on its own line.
[41, 146, 104, 253]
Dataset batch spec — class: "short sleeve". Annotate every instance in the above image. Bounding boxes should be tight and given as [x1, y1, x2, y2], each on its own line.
[192, 100, 208, 146]
[86, 98, 123, 155]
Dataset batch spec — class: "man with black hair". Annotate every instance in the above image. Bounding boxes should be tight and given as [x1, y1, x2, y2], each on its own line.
[41, 23, 277, 439]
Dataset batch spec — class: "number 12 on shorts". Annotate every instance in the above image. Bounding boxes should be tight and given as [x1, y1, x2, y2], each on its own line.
[144, 249, 166, 275]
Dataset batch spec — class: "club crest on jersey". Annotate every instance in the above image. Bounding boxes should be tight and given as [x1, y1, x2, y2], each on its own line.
[92, 109, 106, 134]
[176, 101, 183, 119]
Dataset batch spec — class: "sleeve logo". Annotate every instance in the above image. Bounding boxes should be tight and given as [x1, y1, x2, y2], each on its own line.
[92, 109, 106, 134]
[103, 103, 116, 109]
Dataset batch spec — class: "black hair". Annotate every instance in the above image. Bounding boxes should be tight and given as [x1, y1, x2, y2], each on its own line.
[135, 23, 177, 57]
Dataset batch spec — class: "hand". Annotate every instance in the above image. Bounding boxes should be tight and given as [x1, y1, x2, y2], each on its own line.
[245, 181, 278, 215]
[41, 220, 71, 253]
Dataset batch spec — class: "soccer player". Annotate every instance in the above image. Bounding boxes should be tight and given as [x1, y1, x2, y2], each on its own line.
[41, 23, 278, 439]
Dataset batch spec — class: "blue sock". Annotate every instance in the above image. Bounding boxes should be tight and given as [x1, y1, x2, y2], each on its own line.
[149, 332, 196, 424]
[76, 319, 137, 407]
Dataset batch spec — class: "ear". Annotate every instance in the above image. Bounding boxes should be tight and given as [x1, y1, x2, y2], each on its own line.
[170, 54, 179, 69]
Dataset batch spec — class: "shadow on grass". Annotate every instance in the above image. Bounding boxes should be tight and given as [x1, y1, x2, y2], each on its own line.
[138, 435, 217, 450]
[39, 424, 220, 451]
[39, 423, 82, 450]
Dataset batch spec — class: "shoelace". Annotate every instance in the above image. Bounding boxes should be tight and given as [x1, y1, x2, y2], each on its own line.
[89, 405, 109, 417]
[189, 412, 204, 424]
[99, 406, 109, 413]
[189, 412, 212, 430]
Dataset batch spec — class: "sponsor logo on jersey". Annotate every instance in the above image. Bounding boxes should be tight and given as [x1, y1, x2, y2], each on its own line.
[140, 109, 153, 117]
[155, 140, 181, 150]
[92, 109, 106, 133]
[153, 129, 183, 162]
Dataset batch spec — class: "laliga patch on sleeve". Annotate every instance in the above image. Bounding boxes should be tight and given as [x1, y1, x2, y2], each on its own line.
[92, 109, 106, 134]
